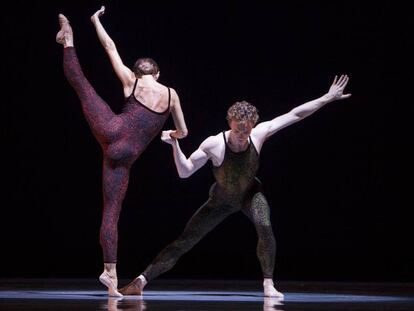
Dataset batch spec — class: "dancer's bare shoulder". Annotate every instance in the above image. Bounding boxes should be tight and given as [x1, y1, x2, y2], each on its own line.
[199, 133, 226, 166]
[132, 81, 171, 112]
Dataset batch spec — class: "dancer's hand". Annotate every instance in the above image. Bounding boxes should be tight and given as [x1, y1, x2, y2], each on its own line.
[161, 130, 177, 145]
[325, 74, 351, 101]
[91, 6, 105, 23]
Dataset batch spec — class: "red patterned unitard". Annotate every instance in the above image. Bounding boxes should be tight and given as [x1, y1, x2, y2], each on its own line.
[63, 47, 170, 262]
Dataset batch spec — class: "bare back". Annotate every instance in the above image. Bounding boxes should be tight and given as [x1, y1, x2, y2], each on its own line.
[125, 79, 170, 113]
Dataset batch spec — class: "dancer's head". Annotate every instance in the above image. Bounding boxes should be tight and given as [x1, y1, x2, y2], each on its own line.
[227, 101, 259, 125]
[133, 58, 160, 80]
[226, 101, 259, 142]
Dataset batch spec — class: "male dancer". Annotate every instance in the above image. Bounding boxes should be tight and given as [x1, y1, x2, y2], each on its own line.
[120, 75, 350, 297]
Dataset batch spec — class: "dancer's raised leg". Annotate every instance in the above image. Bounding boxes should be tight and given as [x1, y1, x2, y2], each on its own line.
[56, 14, 74, 47]
[57, 14, 120, 145]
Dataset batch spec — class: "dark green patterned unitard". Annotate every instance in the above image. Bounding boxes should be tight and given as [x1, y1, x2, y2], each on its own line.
[142, 132, 276, 280]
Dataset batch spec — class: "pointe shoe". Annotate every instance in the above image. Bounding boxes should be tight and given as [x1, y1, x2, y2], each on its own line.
[119, 277, 144, 296]
[99, 271, 123, 297]
[56, 14, 73, 45]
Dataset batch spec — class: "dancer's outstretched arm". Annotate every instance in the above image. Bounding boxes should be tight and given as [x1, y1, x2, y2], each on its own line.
[161, 131, 219, 178]
[91, 6, 135, 94]
[252, 74, 351, 150]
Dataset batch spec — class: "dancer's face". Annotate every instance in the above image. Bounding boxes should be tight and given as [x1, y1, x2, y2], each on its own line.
[229, 120, 254, 144]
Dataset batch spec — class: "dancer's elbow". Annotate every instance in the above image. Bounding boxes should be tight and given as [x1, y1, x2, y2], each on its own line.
[103, 40, 116, 52]
[178, 170, 192, 178]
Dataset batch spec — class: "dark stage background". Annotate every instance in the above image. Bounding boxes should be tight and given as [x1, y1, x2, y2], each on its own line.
[2, 1, 412, 283]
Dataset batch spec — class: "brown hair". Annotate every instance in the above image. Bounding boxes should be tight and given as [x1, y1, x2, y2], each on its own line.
[226, 101, 259, 124]
[133, 58, 159, 77]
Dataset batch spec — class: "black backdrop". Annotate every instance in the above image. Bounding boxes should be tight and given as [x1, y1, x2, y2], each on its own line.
[2, 1, 412, 282]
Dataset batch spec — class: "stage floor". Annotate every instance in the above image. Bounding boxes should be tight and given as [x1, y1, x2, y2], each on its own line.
[1, 278, 413, 310]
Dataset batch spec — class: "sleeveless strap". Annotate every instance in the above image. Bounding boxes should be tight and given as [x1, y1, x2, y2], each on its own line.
[167, 88, 171, 109]
[129, 79, 138, 97]
[249, 136, 259, 155]
[222, 131, 227, 145]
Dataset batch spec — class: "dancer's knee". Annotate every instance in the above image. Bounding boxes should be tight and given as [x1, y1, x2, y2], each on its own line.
[173, 233, 200, 252]
[105, 143, 139, 164]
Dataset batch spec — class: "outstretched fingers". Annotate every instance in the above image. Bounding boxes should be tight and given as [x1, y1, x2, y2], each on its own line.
[339, 75, 351, 99]
[329, 74, 351, 100]
[335, 74, 346, 87]
[332, 75, 338, 85]
[339, 74, 349, 88]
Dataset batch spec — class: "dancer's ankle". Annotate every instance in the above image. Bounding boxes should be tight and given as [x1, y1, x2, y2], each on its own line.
[104, 263, 118, 278]
[137, 275, 148, 287]
[63, 41, 74, 48]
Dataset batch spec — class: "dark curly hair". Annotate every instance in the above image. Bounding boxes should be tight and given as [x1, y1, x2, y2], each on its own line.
[226, 101, 259, 125]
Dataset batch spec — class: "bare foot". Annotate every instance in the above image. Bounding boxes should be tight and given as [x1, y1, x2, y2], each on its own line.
[99, 271, 123, 297]
[56, 14, 73, 47]
[119, 277, 144, 296]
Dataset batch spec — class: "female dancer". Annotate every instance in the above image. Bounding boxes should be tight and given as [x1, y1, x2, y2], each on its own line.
[56, 7, 188, 296]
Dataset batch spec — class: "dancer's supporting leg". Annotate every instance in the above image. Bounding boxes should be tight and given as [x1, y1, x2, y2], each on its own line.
[242, 190, 283, 298]
[99, 159, 131, 297]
